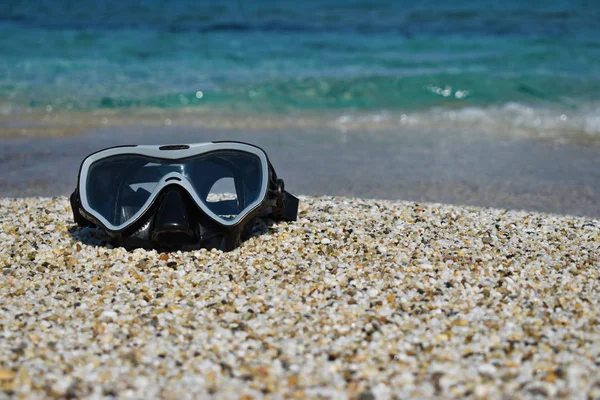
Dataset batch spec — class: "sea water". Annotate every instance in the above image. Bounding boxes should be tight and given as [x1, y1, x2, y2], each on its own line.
[1, 0, 600, 138]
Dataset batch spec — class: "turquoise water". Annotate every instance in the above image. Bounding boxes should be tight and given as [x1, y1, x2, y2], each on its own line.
[1, 0, 600, 135]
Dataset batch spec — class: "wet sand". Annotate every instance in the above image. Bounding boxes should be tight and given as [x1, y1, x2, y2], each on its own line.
[1, 124, 600, 218]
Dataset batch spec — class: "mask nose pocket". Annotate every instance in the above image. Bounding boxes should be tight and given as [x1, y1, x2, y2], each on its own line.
[151, 187, 196, 244]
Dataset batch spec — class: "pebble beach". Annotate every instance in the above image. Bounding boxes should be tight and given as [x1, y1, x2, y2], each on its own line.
[1, 195, 599, 399]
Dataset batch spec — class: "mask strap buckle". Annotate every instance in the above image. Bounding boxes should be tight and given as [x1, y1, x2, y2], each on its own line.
[273, 179, 299, 221]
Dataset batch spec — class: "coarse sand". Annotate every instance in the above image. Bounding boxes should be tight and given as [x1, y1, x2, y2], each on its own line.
[1, 196, 599, 399]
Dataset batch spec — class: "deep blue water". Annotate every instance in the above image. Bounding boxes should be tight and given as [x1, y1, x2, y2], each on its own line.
[1, 0, 600, 135]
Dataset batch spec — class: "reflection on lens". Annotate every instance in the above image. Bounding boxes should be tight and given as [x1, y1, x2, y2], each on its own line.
[206, 177, 238, 203]
[185, 151, 263, 221]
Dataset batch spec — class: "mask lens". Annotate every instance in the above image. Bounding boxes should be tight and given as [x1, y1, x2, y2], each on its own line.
[184, 150, 263, 221]
[86, 155, 170, 226]
[85, 150, 264, 227]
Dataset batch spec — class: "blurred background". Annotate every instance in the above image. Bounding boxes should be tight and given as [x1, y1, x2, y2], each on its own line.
[1, 0, 600, 216]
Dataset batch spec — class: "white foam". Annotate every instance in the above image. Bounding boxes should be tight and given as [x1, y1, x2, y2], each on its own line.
[329, 103, 600, 140]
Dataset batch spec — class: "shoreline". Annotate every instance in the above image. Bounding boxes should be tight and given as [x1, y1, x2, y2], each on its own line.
[1, 195, 599, 398]
[2, 105, 600, 145]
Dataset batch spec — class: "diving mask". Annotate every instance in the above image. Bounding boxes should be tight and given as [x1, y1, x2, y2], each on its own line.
[70, 141, 299, 251]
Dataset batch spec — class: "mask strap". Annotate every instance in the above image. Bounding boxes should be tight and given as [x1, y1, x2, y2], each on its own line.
[70, 189, 94, 227]
[281, 190, 299, 221]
